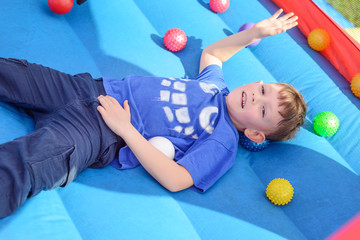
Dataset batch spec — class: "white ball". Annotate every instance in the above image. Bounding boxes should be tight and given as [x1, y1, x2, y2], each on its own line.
[148, 136, 175, 159]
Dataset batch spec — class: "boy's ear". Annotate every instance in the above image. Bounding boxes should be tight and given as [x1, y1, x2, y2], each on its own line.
[244, 129, 266, 143]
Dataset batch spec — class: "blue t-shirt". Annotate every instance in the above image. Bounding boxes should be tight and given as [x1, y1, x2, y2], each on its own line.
[103, 65, 239, 192]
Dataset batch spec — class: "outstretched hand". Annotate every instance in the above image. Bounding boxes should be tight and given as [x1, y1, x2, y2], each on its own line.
[254, 9, 298, 39]
[97, 95, 132, 137]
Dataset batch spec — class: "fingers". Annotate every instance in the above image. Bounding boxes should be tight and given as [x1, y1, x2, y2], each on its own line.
[97, 95, 110, 109]
[271, 8, 299, 32]
[287, 21, 298, 30]
[108, 95, 120, 105]
[282, 15, 298, 32]
[283, 15, 298, 25]
[97, 95, 130, 112]
[272, 8, 283, 19]
[278, 12, 294, 22]
[274, 8, 298, 24]
[98, 95, 119, 107]
[275, 10, 298, 32]
[97, 105, 106, 115]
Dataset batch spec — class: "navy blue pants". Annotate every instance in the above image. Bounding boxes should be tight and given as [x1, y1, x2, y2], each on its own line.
[0, 58, 122, 218]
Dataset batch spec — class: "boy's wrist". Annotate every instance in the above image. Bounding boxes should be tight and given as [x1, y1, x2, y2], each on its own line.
[249, 27, 262, 41]
[118, 124, 137, 140]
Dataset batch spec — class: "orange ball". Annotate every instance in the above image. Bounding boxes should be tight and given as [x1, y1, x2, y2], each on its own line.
[308, 28, 331, 51]
[351, 73, 360, 98]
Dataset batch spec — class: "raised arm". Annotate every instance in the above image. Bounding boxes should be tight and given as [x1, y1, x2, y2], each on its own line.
[199, 9, 298, 73]
[97, 95, 194, 192]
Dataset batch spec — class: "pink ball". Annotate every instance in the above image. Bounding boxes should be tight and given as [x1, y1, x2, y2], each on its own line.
[210, 0, 230, 13]
[164, 28, 187, 52]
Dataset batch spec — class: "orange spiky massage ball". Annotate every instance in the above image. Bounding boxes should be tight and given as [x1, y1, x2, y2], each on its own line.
[266, 178, 294, 206]
[308, 28, 331, 51]
[351, 73, 360, 98]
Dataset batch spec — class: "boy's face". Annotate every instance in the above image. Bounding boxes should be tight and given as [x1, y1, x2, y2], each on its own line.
[226, 81, 283, 141]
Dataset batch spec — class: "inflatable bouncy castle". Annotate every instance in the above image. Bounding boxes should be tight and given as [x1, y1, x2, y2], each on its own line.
[0, 0, 360, 239]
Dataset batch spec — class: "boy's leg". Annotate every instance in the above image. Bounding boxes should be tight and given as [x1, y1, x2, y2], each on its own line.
[0, 124, 82, 218]
[0, 138, 31, 218]
[0, 101, 120, 218]
[0, 126, 70, 218]
[0, 58, 99, 119]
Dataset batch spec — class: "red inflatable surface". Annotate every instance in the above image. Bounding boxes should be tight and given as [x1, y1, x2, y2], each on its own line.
[272, 0, 360, 83]
[327, 213, 360, 240]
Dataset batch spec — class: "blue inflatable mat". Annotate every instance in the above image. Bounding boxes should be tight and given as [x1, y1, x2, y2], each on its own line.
[1, 0, 359, 239]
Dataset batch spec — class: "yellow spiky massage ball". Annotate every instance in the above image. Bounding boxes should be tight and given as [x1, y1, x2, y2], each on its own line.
[351, 73, 360, 99]
[266, 178, 294, 206]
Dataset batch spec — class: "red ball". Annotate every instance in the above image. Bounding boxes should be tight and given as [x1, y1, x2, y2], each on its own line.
[48, 0, 74, 15]
[163, 28, 187, 52]
[210, 0, 230, 13]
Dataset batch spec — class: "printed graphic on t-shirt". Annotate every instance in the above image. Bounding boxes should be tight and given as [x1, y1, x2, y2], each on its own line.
[159, 77, 220, 139]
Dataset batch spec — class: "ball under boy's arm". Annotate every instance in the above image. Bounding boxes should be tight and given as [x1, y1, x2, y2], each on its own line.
[121, 126, 194, 192]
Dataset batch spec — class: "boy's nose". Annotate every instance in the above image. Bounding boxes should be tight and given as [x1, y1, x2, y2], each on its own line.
[251, 93, 257, 105]
[251, 93, 264, 105]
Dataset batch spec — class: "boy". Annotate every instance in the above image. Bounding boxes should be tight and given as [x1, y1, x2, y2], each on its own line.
[0, 9, 305, 218]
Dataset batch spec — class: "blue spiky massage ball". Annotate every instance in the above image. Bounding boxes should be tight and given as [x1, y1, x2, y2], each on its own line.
[239, 132, 270, 152]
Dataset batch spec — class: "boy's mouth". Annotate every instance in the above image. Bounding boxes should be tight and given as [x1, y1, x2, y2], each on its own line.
[242, 91, 246, 109]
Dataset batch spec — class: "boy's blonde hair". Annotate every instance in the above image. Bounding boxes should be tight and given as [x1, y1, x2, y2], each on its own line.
[266, 83, 307, 141]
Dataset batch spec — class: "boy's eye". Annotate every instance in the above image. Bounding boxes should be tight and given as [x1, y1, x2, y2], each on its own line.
[262, 106, 266, 117]
[261, 85, 265, 95]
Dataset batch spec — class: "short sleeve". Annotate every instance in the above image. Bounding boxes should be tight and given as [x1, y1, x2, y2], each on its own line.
[177, 139, 236, 192]
[195, 64, 227, 91]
